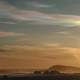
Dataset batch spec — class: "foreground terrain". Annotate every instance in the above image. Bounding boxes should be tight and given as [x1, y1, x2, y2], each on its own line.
[0, 74, 80, 80]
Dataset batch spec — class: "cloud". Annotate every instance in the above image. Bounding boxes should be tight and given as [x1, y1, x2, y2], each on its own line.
[0, 22, 16, 24]
[11, 10, 53, 21]
[0, 0, 16, 13]
[43, 43, 61, 48]
[26, 1, 53, 8]
[0, 31, 25, 37]
[2, 43, 80, 58]
[0, 49, 9, 52]
[1, 0, 80, 15]
[56, 31, 69, 35]
[9, 10, 80, 26]
[1, 0, 80, 27]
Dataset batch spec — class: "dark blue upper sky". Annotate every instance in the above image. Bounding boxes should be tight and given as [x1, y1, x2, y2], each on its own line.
[3, 0, 80, 15]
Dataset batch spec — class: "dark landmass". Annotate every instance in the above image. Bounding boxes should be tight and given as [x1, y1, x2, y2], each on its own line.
[49, 65, 80, 73]
[0, 65, 80, 80]
[1, 73, 80, 80]
[0, 65, 80, 74]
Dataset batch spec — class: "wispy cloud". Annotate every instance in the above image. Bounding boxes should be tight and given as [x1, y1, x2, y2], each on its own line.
[9, 10, 80, 26]
[1, 0, 80, 27]
[56, 31, 69, 35]
[0, 22, 16, 24]
[26, 1, 53, 8]
[0, 31, 25, 37]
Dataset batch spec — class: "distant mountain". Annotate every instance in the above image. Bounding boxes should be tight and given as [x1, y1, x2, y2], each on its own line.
[48, 65, 80, 73]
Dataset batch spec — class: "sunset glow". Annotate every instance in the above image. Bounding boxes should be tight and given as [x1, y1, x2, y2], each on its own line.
[0, 0, 80, 73]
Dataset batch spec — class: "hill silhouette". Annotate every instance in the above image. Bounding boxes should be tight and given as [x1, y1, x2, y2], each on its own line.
[48, 65, 80, 73]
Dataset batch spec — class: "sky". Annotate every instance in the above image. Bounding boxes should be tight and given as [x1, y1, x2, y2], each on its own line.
[0, 0, 80, 71]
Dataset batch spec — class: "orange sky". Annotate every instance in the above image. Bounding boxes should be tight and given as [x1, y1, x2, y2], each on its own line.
[0, 45, 80, 70]
[1, 0, 80, 72]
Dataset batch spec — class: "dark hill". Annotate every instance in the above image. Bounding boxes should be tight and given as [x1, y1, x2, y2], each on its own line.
[48, 65, 80, 73]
